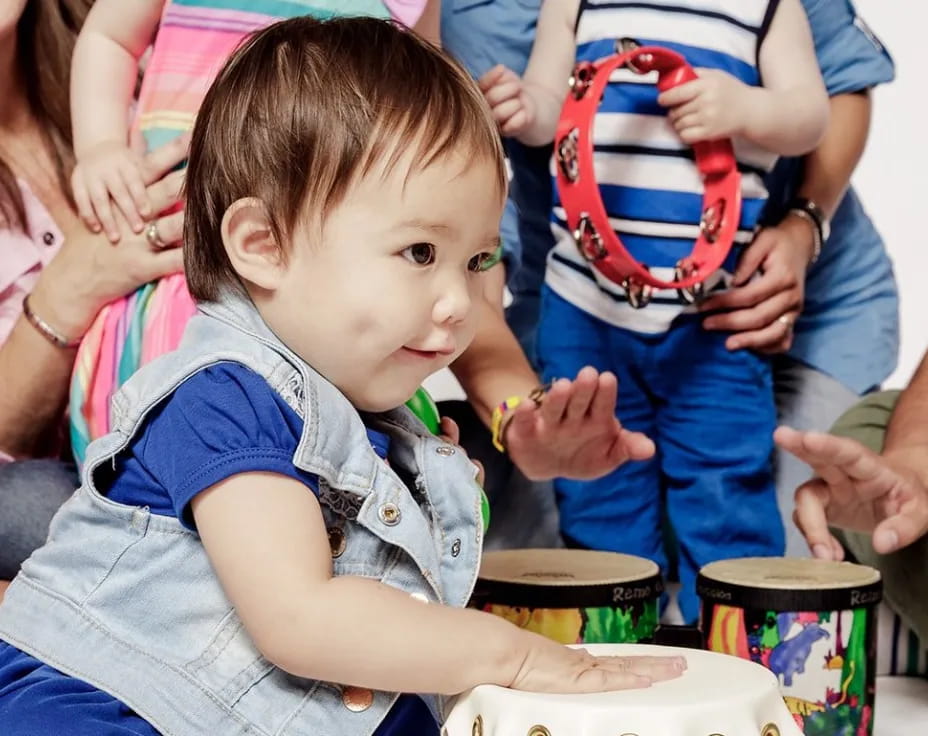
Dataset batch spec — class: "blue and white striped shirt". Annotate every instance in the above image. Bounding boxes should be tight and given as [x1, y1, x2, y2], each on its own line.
[547, 0, 779, 332]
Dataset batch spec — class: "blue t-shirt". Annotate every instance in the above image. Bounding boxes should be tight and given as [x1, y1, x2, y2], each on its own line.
[0, 363, 436, 735]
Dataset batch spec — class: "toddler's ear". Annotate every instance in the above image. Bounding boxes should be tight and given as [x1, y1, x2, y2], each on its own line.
[221, 198, 284, 290]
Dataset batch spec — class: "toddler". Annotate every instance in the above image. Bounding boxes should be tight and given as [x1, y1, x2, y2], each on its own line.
[480, 0, 829, 621]
[0, 17, 683, 735]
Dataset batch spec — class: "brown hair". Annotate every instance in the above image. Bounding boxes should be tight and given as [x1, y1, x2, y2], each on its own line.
[184, 15, 506, 302]
[0, 0, 93, 231]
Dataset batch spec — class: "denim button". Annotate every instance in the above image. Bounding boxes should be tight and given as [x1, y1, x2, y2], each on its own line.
[378, 503, 401, 525]
[450, 538, 461, 557]
[327, 527, 346, 558]
[342, 685, 373, 712]
[435, 445, 455, 457]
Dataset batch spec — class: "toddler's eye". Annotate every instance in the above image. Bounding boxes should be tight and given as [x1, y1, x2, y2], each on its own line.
[469, 243, 503, 273]
[401, 242, 436, 266]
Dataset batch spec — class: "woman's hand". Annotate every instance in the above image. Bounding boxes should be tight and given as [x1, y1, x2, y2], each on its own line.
[29, 135, 190, 341]
[699, 214, 815, 353]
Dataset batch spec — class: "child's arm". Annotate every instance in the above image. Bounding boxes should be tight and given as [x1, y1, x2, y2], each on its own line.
[657, 0, 828, 156]
[411, 0, 441, 46]
[192, 472, 684, 695]
[70, 0, 165, 240]
[478, 0, 579, 146]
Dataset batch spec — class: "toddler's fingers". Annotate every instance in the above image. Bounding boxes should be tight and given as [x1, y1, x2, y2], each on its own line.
[477, 64, 509, 92]
[656, 79, 701, 108]
[72, 176, 101, 233]
[121, 163, 152, 219]
[500, 109, 530, 137]
[89, 180, 120, 242]
[107, 172, 145, 233]
[438, 416, 460, 445]
[602, 654, 687, 682]
[483, 78, 521, 107]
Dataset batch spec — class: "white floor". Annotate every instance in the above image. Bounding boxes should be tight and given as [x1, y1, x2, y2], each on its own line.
[875, 676, 928, 735]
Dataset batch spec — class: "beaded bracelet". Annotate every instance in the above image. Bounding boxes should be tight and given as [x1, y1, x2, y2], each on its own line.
[489, 383, 552, 453]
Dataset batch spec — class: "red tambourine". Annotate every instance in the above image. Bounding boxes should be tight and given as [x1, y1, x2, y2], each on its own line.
[555, 41, 742, 308]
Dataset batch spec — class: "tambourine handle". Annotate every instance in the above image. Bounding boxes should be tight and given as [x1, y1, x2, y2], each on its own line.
[655, 62, 735, 178]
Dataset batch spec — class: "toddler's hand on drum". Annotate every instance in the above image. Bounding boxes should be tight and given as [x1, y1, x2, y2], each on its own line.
[509, 633, 686, 693]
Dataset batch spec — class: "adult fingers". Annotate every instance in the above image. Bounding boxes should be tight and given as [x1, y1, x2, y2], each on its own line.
[151, 210, 184, 247]
[699, 269, 786, 316]
[730, 229, 777, 286]
[139, 133, 191, 185]
[147, 169, 186, 214]
[794, 479, 840, 559]
[703, 288, 796, 334]
[873, 493, 928, 554]
[724, 311, 797, 353]
[142, 244, 185, 282]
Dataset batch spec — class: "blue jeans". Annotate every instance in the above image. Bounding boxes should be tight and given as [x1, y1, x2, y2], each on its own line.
[536, 287, 782, 622]
[0, 460, 77, 580]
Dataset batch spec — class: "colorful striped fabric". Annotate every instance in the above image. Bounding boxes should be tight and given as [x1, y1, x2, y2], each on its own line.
[69, 0, 426, 465]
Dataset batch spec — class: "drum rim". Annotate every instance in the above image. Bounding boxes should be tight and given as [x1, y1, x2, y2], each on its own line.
[478, 548, 660, 587]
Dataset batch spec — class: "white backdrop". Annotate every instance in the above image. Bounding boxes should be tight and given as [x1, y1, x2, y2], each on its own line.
[850, 1, 928, 388]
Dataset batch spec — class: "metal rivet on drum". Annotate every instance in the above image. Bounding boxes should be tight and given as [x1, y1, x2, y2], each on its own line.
[472, 714, 483, 736]
[450, 538, 462, 557]
[435, 445, 456, 457]
[378, 503, 401, 525]
[761, 725, 780, 736]
[327, 527, 346, 558]
[527, 726, 552, 736]
[342, 685, 373, 712]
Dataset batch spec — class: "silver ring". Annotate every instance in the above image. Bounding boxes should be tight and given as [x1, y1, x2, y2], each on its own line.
[777, 314, 794, 330]
[145, 220, 168, 250]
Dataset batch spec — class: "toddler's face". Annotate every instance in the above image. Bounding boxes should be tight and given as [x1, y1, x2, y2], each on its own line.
[268, 147, 505, 411]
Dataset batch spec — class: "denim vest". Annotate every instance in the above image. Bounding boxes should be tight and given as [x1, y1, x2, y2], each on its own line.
[0, 291, 484, 735]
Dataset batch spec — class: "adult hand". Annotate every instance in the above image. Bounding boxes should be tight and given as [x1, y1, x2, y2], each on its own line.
[774, 426, 928, 559]
[504, 366, 656, 481]
[29, 135, 190, 341]
[699, 215, 815, 353]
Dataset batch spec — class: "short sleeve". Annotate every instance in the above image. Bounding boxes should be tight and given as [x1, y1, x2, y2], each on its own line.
[802, 0, 895, 95]
[130, 362, 317, 529]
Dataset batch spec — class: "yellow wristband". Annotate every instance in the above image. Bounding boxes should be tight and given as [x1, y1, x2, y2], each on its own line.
[490, 396, 523, 452]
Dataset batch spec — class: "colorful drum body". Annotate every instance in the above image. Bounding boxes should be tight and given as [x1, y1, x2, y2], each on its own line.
[698, 557, 882, 736]
[471, 549, 662, 645]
